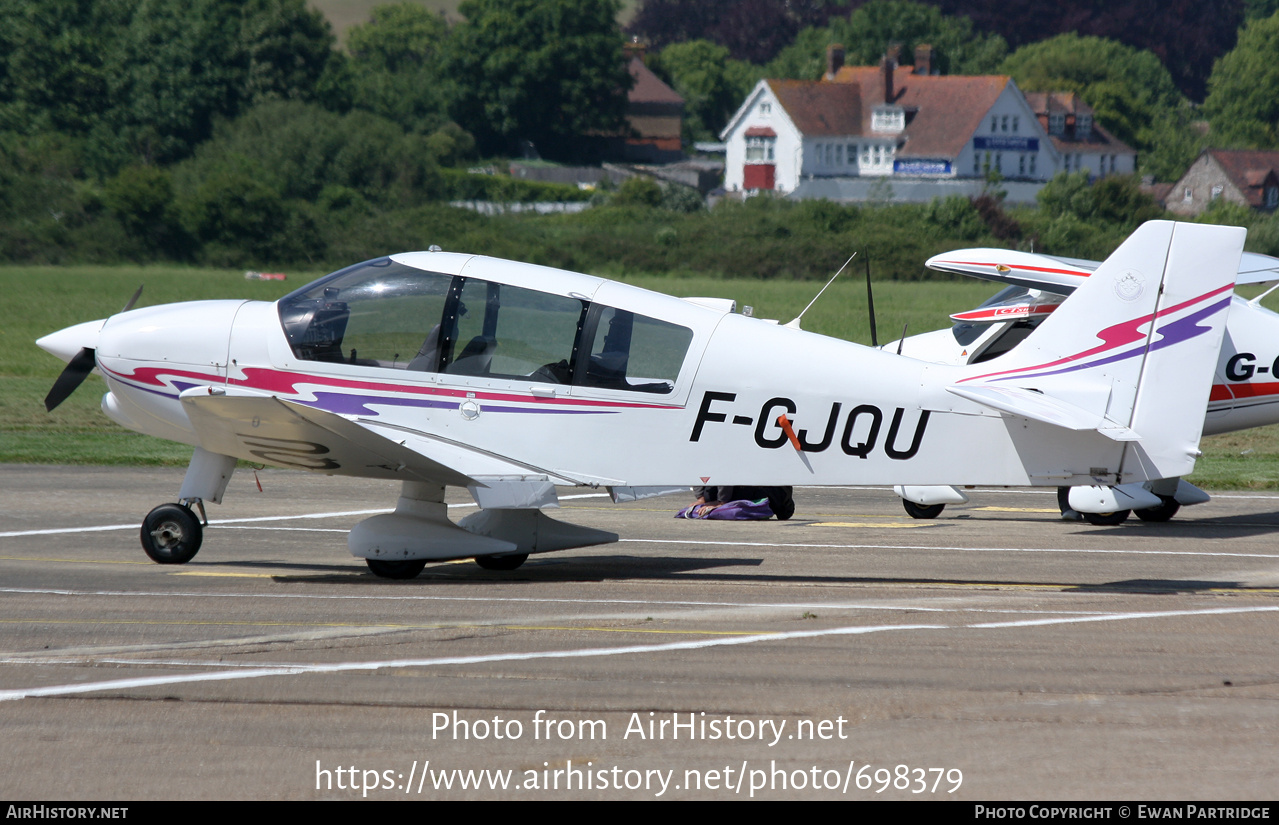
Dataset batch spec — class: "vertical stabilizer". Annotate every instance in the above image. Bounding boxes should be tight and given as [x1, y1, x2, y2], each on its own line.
[953, 221, 1242, 482]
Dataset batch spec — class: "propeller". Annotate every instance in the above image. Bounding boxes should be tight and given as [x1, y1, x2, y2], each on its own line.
[42, 285, 142, 412]
[44, 347, 97, 412]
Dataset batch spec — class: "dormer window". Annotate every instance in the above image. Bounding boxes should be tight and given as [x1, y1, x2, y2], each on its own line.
[872, 105, 905, 133]
[1049, 113, 1065, 135]
[1076, 114, 1092, 139]
[1268, 187, 1278, 209]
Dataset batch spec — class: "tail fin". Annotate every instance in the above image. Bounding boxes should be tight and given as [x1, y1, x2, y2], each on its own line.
[951, 220, 1242, 482]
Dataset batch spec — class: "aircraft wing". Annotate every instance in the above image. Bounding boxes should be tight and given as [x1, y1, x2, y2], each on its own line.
[926, 249, 1094, 294]
[929, 248, 1279, 292]
[180, 389, 482, 486]
[1238, 251, 1279, 284]
[179, 388, 599, 491]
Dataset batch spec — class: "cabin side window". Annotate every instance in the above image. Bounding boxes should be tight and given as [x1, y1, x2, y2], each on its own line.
[441, 277, 586, 383]
[576, 306, 693, 394]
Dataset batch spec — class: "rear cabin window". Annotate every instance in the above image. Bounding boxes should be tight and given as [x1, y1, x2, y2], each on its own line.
[577, 306, 693, 394]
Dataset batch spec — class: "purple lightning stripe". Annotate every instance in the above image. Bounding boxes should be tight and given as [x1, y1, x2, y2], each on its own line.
[297, 391, 615, 417]
[961, 283, 1234, 385]
[988, 295, 1232, 383]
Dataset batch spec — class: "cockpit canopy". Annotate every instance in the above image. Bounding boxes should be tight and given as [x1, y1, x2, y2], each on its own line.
[277, 257, 694, 394]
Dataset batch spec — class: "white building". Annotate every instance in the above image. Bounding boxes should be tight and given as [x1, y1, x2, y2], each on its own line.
[1024, 92, 1137, 179]
[720, 49, 1131, 200]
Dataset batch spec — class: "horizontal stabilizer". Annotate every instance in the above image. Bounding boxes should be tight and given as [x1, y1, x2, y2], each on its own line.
[946, 385, 1140, 441]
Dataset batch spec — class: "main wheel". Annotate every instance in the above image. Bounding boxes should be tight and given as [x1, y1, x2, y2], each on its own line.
[475, 553, 529, 571]
[1083, 509, 1130, 526]
[1057, 487, 1084, 521]
[1135, 496, 1180, 522]
[141, 503, 202, 564]
[366, 558, 427, 579]
[902, 499, 945, 519]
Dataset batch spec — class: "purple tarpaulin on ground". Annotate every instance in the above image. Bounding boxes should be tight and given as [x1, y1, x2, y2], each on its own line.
[675, 498, 775, 520]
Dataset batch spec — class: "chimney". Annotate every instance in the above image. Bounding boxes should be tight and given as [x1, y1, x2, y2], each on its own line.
[882, 46, 900, 103]
[914, 44, 932, 75]
[825, 43, 845, 80]
[624, 36, 646, 62]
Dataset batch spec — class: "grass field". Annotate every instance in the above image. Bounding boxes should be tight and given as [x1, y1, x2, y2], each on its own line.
[7, 263, 1279, 489]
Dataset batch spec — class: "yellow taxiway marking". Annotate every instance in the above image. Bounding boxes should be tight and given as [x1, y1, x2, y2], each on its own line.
[810, 521, 929, 528]
[974, 507, 1061, 513]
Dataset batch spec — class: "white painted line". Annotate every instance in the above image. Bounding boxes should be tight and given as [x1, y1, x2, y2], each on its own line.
[0, 586, 1120, 614]
[1, 605, 1274, 702]
[619, 538, 1279, 560]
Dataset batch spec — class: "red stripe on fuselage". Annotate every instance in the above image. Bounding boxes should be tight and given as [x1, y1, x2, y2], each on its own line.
[102, 363, 678, 410]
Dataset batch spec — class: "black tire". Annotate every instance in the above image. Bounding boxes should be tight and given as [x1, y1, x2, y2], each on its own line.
[768, 487, 795, 521]
[475, 553, 529, 571]
[1135, 496, 1180, 522]
[1083, 510, 1130, 526]
[902, 499, 945, 519]
[141, 503, 202, 564]
[1057, 486, 1084, 521]
[366, 558, 427, 579]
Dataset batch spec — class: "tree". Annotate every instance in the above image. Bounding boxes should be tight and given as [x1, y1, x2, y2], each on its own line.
[239, 0, 335, 104]
[934, 0, 1244, 101]
[1203, 12, 1279, 149]
[767, 1, 1007, 80]
[627, 0, 850, 65]
[174, 101, 441, 207]
[0, 0, 340, 173]
[649, 40, 761, 143]
[445, 0, 633, 160]
[338, 2, 452, 134]
[0, 0, 125, 135]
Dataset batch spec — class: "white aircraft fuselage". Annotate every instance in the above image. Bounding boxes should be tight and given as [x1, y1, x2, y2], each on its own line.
[35, 221, 1246, 574]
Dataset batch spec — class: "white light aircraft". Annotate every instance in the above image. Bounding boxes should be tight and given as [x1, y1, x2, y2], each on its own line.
[37, 221, 1242, 577]
[886, 241, 1279, 524]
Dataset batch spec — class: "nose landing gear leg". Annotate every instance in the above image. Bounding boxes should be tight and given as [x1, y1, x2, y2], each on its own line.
[140, 447, 235, 565]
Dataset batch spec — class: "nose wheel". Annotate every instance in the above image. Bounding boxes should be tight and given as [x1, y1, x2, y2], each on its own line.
[141, 503, 203, 564]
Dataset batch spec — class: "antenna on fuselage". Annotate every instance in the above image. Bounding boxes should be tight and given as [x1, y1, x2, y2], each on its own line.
[864, 251, 878, 348]
[784, 252, 856, 331]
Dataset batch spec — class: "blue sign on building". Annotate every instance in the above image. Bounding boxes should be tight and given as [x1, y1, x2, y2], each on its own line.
[894, 159, 952, 176]
[973, 136, 1039, 152]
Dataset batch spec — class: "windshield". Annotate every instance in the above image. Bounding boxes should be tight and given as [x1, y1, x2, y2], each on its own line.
[951, 285, 1031, 346]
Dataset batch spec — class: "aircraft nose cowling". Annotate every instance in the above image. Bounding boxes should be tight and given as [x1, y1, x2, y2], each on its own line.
[37, 319, 105, 364]
[96, 300, 246, 369]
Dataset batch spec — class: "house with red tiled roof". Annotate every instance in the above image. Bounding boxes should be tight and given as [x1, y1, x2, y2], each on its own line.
[1165, 149, 1279, 216]
[720, 46, 1060, 200]
[1024, 92, 1136, 178]
[623, 48, 684, 163]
